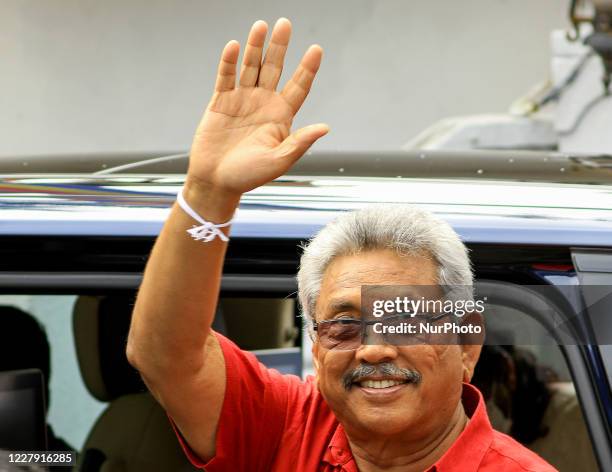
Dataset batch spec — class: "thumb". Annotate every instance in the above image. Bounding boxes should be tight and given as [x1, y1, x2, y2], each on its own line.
[273, 123, 330, 163]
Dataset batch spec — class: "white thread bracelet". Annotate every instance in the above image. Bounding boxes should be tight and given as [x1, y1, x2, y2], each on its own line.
[176, 188, 233, 242]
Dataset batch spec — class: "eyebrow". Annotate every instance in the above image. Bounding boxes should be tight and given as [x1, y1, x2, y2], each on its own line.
[325, 299, 360, 316]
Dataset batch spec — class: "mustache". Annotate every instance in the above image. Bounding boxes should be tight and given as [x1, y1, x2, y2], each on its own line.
[342, 362, 422, 390]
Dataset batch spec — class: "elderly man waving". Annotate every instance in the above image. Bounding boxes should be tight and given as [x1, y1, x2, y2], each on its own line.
[126, 18, 556, 472]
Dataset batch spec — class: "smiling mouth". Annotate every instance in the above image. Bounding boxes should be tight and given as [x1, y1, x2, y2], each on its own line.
[343, 363, 422, 391]
[357, 379, 407, 389]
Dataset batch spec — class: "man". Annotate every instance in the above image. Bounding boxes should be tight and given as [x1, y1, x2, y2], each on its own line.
[126, 18, 556, 471]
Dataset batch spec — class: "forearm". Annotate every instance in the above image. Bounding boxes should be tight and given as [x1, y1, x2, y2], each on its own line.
[127, 177, 240, 379]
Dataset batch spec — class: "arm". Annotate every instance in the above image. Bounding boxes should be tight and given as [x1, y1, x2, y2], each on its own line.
[126, 18, 328, 462]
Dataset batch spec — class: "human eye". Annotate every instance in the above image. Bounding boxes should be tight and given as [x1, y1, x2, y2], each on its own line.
[327, 319, 361, 340]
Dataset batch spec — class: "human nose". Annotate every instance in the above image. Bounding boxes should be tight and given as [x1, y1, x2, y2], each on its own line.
[354, 342, 399, 365]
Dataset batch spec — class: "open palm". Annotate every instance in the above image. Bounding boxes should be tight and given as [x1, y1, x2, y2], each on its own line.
[189, 19, 329, 195]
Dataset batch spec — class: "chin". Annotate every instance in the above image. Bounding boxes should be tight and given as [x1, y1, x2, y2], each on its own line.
[351, 409, 417, 436]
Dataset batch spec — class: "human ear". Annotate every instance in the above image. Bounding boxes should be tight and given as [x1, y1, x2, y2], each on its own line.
[312, 340, 320, 372]
[461, 343, 482, 382]
[460, 311, 484, 382]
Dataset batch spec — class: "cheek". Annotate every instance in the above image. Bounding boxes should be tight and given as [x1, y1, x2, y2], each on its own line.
[404, 346, 464, 414]
[399, 345, 464, 380]
[436, 345, 465, 374]
[426, 346, 466, 396]
[316, 349, 355, 391]
[397, 345, 439, 372]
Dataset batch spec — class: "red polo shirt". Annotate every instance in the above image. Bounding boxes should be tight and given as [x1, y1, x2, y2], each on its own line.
[172, 332, 557, 471]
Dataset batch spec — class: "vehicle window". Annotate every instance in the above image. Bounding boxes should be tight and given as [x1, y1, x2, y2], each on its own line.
[472, 294, 599, 471]
[0, 291, 302, 455]
[0, 294, 105, 451]
[219, 296, 299, 350]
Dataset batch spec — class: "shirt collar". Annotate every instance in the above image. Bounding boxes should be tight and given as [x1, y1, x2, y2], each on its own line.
[322, 383, 493, 472]
[323, 422, 354, 469]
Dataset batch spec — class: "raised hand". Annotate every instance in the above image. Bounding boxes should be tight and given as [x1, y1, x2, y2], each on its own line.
[188, 18, 329, 197]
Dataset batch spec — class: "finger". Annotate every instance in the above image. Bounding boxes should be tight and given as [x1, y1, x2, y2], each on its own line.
[214, 40, 240, 92]
[257, 17, 292, 90]
[239, 20, 268, 87]
[281, 44, 323, 113]
[272, 123, 330, 164]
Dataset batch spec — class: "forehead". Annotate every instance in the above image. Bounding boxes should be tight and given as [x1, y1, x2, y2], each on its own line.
[315, 249, 438, 318]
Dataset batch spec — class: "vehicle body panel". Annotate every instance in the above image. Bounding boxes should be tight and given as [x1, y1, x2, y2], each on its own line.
[1, 177, 611, 245]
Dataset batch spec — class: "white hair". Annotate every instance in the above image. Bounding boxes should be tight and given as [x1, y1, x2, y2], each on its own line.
[297, 205, 473, 330]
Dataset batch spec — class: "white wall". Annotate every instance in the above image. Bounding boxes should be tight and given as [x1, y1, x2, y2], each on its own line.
[1, 0, 567, 157]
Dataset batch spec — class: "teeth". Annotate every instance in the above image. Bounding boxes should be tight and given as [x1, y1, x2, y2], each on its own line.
[359, 379, 403, 389]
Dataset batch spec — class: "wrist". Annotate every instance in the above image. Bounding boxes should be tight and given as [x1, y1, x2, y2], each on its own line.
[182, 175, 241, 223]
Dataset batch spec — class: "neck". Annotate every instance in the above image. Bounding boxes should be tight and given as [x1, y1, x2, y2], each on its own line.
[346, 402, 469, 472]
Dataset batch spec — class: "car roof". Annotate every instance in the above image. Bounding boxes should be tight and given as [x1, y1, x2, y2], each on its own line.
[1, 174, 611, 246]
[1, 150, 611, 184]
